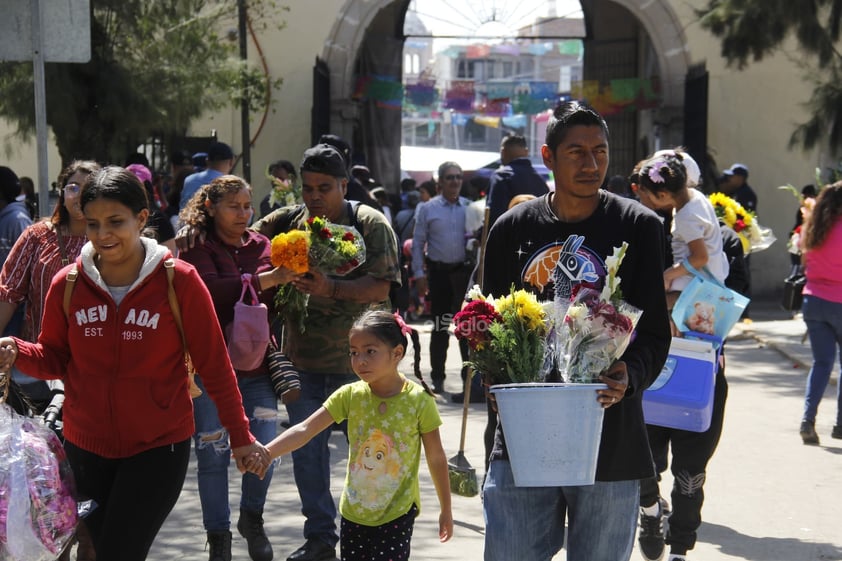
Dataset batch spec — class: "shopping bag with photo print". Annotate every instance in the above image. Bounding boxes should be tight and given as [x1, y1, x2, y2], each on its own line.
[671, 262, 750, 340]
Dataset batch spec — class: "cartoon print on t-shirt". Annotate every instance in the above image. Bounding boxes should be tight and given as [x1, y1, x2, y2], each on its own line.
[522, 234, 606, 301]
[347, 428, 402, 510]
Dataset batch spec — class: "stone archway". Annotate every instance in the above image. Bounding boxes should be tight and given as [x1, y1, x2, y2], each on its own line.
[321, 0, 691, 178]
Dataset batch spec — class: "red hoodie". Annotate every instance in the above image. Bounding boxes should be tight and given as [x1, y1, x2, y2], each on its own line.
[14, 238, 254, 458]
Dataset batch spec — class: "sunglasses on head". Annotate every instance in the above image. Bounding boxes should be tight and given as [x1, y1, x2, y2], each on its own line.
[63, 183, 81, 195]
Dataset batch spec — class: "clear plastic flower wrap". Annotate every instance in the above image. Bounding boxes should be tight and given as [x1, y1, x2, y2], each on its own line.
[553, 287, 642, 383]
[547, 243, 643, 383]
[305, 216, 366, 276]
[0, 405, 78, 561]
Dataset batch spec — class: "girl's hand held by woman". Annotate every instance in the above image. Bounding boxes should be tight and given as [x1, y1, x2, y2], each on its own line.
[0, 338, 18, 371]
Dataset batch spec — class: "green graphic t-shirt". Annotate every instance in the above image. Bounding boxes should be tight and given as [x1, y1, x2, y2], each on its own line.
[324, 377, 442, 526]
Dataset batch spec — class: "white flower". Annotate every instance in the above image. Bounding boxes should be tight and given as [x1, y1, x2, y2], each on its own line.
[600, 242, 628, 302]
[467, 284, 485, 301]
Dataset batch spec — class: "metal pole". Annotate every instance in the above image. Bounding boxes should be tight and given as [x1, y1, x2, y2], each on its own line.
[31, 0, 50, 216]
[238, 0, 251, 183]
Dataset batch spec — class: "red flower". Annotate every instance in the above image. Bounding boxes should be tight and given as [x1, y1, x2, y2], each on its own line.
[343, 232, 356, 241]
[307, 217, 315, 225]
[453, 300, 502, 351]
[320, 228, 332, 239]
[734, 219, 746, 232]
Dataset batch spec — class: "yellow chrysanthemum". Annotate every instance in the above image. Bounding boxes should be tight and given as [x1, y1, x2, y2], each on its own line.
[497, 289, 546, 333]
[271, 230, 310, 273]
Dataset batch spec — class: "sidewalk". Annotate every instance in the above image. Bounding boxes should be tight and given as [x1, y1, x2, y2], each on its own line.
[729, 298, 832, 379]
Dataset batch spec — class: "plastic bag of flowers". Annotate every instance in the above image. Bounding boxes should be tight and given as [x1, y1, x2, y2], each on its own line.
[548, 242, 643, 383]
[304, 216, 366, 276]
[0, 404, 78, 561]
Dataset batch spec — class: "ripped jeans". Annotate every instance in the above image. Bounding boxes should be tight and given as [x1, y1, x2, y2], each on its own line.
[192, 374, 278, 532]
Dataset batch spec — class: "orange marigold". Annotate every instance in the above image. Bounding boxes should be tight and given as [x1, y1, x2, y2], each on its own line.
[271, 230, 310, 273]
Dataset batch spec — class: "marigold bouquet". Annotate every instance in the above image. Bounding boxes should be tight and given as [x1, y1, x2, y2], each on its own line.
[270, 216, 366, 332]
[551, 242, 643, 383]
[453, 285, 548, 385]
[708, 192, 775, 254]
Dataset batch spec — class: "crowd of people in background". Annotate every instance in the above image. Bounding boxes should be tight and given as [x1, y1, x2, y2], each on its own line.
[2, 100, 838, 561]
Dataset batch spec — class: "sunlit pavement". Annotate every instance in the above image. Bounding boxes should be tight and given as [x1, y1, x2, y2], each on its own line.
[135, 299, 840, 561]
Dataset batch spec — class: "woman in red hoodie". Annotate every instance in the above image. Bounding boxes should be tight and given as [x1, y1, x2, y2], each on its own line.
[0, 166, 269, 561]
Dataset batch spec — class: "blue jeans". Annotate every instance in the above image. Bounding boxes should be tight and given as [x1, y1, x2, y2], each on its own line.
[285, 370, 357, 547]
[483, 460, 639, 561]
[802, 295, 842, 426]
[193, 374, 278, 531]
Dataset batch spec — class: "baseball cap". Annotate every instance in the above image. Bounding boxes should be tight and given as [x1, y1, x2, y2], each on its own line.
[207, 142, 234, 162]
[192, 152, 208, 169]
[727, 163, 748, 177]
[126, 163, 153, 185]
[317, 134, 352, 170]
[300, 144, 348, 178]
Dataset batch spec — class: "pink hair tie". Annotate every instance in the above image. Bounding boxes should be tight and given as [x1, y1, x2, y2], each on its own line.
[393, 311, 413, 336]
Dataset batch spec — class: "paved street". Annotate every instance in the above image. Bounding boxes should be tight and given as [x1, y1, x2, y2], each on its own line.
[140, 300, 842, 561]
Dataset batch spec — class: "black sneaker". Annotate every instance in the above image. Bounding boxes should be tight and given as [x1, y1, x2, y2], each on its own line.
[832, 425, 842, 439]
[638, 498, 669, 561]
[800, 420, 820, 445]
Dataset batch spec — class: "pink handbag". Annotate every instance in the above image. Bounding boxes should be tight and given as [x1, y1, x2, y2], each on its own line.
[226, 274, 270, 371]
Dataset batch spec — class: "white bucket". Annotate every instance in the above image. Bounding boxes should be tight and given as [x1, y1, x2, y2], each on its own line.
[491, 383, 607, 487]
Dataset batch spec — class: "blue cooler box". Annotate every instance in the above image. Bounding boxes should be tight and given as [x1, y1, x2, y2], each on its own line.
[642, 336, 718, 432]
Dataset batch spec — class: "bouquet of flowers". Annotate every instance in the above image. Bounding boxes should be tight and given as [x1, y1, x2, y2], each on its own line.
[452, 285, 548, 385]
[708, 192, 776, 254]
[270, 216, 366, 332]
[0, 404, 77, 561]
[550, 242, 643, 383]
[267, 172, 302, 208]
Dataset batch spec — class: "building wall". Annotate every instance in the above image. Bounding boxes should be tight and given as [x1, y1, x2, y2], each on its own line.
[675, 1, 821, 296]
[0, 0, 827, 295]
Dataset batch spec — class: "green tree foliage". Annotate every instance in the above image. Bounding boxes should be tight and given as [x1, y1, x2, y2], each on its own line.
[697, 0, 842, 152]
[0, 0, 286, 166]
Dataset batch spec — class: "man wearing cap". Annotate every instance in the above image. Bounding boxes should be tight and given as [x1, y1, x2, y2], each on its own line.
[719, 162, 757, 318]
[179, 142, 236, 210]
[721, 163, 757, 213]
[318, 134, 381, 212]
[252, 143, 401, 561]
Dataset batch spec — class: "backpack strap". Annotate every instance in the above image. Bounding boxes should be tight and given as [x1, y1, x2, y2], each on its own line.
[164, 258, 201, 397]
[345, 200, 362, 232]
[62, 267, 79, 318]
[164, 259, 188, 355]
